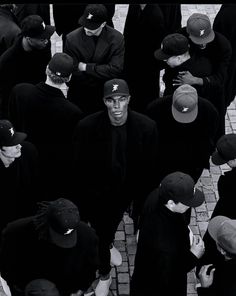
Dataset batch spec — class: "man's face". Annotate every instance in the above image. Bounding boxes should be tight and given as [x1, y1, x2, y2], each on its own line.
[104, 95, 130, 126]
[84, 23, 105, 36]
[1, 144, 22, 158]
[164, 55, 183, 68]
[172, 202, 190, 213]
[27, 36, 49, 50]
[227, 159, 236, 168]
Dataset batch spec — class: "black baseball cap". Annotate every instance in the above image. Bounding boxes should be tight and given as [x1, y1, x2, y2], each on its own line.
[0, 120, 26, 147]
[79, 4, 108, 30]
[211, 133, 236, 165]
[48, 53, 74, 78]
[21, 15, 55, 39]
[159, 171, 205, 207]
[154, 33, 189, 61]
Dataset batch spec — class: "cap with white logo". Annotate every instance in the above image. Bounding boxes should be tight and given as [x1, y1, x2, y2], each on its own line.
[103, 79, 130, 99]
[0, 120, 26, 147]
[172, 84, 198, 123]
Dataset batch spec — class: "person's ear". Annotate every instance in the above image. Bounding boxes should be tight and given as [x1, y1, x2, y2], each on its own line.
[127, 96, 131, 104]
[166, 199, 176, 211]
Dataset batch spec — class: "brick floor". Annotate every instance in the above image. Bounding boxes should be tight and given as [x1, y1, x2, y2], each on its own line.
[1, 4, 233, 296]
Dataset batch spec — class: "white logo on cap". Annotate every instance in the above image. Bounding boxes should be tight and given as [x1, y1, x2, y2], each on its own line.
[160, 43, 163, 50]
[200, 29, 205, 36]
[64, 228, 74, 235]
[112, 84, 118, 92]
[9, 127, 14, 137]
[41, 21, 46, 30]
[182, 107, 189, 112]
[194, 187, 196, 194]
[87, 13, 93, 19]
[56, 72, 61, 76]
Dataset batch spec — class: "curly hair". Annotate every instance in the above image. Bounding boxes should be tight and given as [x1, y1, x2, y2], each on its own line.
[46, 67, 71, 84]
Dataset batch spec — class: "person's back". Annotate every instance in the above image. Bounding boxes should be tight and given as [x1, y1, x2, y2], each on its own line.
[0, 198, 99, 296]
[130, 172, 205, 296]
[8, 53, 83, 198]
[0, 4, 21, 56]
[213, 4, 236, 108]
[146, 84, 218, 183]
[0, 15, 54, 118]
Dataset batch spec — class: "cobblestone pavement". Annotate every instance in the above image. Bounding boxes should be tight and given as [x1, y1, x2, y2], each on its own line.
[51, 4, 234, 296]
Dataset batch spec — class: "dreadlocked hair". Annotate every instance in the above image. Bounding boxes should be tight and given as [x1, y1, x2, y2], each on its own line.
[33, 200, 52, 241]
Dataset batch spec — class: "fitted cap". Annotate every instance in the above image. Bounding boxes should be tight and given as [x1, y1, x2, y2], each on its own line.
[47, 198, 80, 248]
[48, 53, 74, 78]
[211, 133, 236, 165]
[172, 84, 198, 123]
[21, 15, 55, 39]
[103, 79, 130, 99]
[159, 171, 205, 207]
[79, 4, 108, 30]
[25, 279, 60, 296]
[154, 33, 189, 60]
[187, 13, 215, 45]
[0, 120, 26, 147]
[208, 216, 236, 255]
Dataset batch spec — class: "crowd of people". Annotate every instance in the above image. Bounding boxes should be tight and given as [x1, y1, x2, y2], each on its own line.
[0, 3, 236, 296]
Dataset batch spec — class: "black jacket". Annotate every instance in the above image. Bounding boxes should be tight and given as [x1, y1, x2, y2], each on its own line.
[73, 109, 159, 224]
[130, 189, 198, 296]
[15, 4, 50, 24]
[0, 36, 51, 117]
[123, 4, 166, 111]
[0, 7, 21, 56]
[213, 4, 236, 107]
[64, 25, 124, 114]
[9, 82, 83, 198]
[0, 217, 99, 296]
[146, 95, 219, 183]
[0, 141, 39, 232]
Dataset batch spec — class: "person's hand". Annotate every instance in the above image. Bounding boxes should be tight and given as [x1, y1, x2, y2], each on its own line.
[78, 62, 87, 71]
[198, 264, 215, 287]
[70, 290, 84, 296]
[190, 235, 205, 258]
[173, 71, 203, 86]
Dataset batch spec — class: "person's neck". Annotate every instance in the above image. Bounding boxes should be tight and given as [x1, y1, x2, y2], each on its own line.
[0, 151, 14, 168]
[180, 53, 191, 64]
[45, 77, 67, 91]
[140, 4, 146, 10]
[22, 37, 33, 52]
[109, 114, 128, 127]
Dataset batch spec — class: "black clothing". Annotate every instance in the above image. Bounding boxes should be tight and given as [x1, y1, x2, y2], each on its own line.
[9, 82, 83, 199]
[123, 4, 166, 112]
[15, 4, 50, 25]
[0, 7, 20, 56]
[197, 168, 236, 273]
[213, 4, 236, 107]
[179, 27, 232, 139]
[197, 258, 236, 296]
[64, 25, 124, 114]
[163, 53, 212, 97]
[73, 109, 159, 274]
[53, 4, 115, 46]
[158, 4, 182, 35]
[0, 217, 99, 296]
[0, 36, 51, 118]
[146, 95, 219, 184]
[130, 189, 198, 296]
[0, 141, 39, 232]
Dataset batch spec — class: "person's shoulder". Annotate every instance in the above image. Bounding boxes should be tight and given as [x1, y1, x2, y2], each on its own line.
[76, 221, 98, 244]
[78, 110, 105, 127]
[105, 25, 124, 39]
[12, 82, 35, 93]
[198, 96, 218, 116]
[66, 27, 83, 40]
[2, 216, 34, 237]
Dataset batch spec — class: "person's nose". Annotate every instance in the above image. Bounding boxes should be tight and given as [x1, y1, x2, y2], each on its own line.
[113, 100, 120, 108]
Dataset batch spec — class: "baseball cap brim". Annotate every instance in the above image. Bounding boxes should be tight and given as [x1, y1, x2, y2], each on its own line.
[37, 25, 55, 39]
[171, 104, 198, 123]
[78, 15, 102, 30]
[189, 29, 215, 45]
[154, 48, 172, 61]
[211, 150, 227, 165]
[103, 92, 129, 100]
[6, 131, 27, 146]
[49, 227, 77, 248]
[182, 188, 205, 207]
